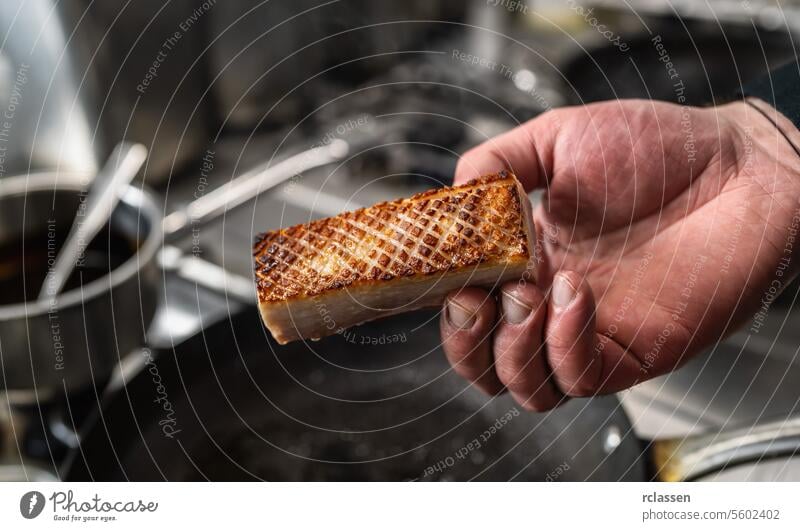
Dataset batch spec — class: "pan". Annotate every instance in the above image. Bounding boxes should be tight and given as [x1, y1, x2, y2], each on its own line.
[0, 140, 348, 399]
[64, 308, 649, 481]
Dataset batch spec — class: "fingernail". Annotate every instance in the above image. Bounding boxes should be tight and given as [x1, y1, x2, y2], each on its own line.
[552, 274, 576, 308]
[447, 298, 476, 329]
[501, 290, 533, 324]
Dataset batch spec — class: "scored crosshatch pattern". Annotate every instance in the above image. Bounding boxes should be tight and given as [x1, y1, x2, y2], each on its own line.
[253, 172, 531, 303]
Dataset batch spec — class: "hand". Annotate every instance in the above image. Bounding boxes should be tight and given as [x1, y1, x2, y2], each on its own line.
[440, 98, 800, 411]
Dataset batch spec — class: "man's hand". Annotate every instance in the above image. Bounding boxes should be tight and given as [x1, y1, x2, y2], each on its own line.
[441, 98, 800, 411]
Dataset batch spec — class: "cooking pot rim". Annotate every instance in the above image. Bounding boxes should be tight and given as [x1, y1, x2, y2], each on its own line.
[0, 172, 162, 319]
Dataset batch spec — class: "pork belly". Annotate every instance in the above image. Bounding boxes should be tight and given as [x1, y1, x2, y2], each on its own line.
[253, 171, 537, 344]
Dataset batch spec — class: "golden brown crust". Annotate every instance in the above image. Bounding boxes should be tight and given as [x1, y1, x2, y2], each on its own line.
[253, 171, 530, 304]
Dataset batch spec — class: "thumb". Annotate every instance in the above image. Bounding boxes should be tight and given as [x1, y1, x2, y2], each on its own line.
[454, 110, 561, 190]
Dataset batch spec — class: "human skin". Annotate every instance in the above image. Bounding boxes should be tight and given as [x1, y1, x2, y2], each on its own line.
[440, 97, 800, 411]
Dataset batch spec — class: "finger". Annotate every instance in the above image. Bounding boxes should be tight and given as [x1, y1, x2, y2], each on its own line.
[454, 110, 560, 190]
[440, 287, 503, 395]
[545, 270, 603, 397]
[493, 280, 564, 412]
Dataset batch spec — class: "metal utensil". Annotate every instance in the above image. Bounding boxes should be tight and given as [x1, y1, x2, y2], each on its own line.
[161, 138, 349, 240]
[157, 245, 256, 305]
[38, 143, 147, 302]
[2, 139, 349, 397]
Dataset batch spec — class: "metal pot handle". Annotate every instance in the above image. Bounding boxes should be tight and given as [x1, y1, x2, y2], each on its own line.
[160, 139, 349, 241]
[157, 245, 255, 304]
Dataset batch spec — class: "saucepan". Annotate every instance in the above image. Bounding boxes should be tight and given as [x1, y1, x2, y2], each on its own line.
[0, 141, 349, 401]
[0, 172, 160, 400]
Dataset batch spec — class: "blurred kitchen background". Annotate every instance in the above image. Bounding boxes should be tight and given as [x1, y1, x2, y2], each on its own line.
[2, 0, 800, 481]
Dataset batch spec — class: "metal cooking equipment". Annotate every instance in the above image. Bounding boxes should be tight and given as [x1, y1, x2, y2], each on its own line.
[64, 309, 649, 481]
[161, 139, 349, 240]
[4, 0, 800, 482]
[0, 172, 161, 398]
[40, 143, 147, 300]
[653, 417, 800, 481]
[0, 140, 347, 397]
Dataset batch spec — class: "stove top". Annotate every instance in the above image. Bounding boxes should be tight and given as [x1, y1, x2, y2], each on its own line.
[4, 19, 800, 481]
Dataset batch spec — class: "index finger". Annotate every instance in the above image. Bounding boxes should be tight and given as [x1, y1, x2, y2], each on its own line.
[454, 111, 560, 190]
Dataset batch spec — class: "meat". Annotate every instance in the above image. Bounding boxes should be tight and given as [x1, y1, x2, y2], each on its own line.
[253, 171, 537, 344]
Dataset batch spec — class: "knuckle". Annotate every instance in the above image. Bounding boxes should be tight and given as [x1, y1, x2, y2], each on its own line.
[563, 380, 599, 398]
[497, 369, 557, 404]
[494, 359, 533, 391]
[475, 377, 506, 397]
[526, 401, 555, 413]
[445, 348, 490, 379]
[448, 352, 482, 372]
[515, 393, 559, 413]
[460, 145, 483, 162]
[545, 333, 578, 357]
[556, 370, 601, 398]
[528, 108, 564, 134]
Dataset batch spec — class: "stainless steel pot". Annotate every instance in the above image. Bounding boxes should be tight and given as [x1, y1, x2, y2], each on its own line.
[0, 141, 347, 399]
[0, 173, 161, 399]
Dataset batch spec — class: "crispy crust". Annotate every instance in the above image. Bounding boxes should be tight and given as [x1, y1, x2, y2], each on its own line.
[254, 171, 536, 343]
